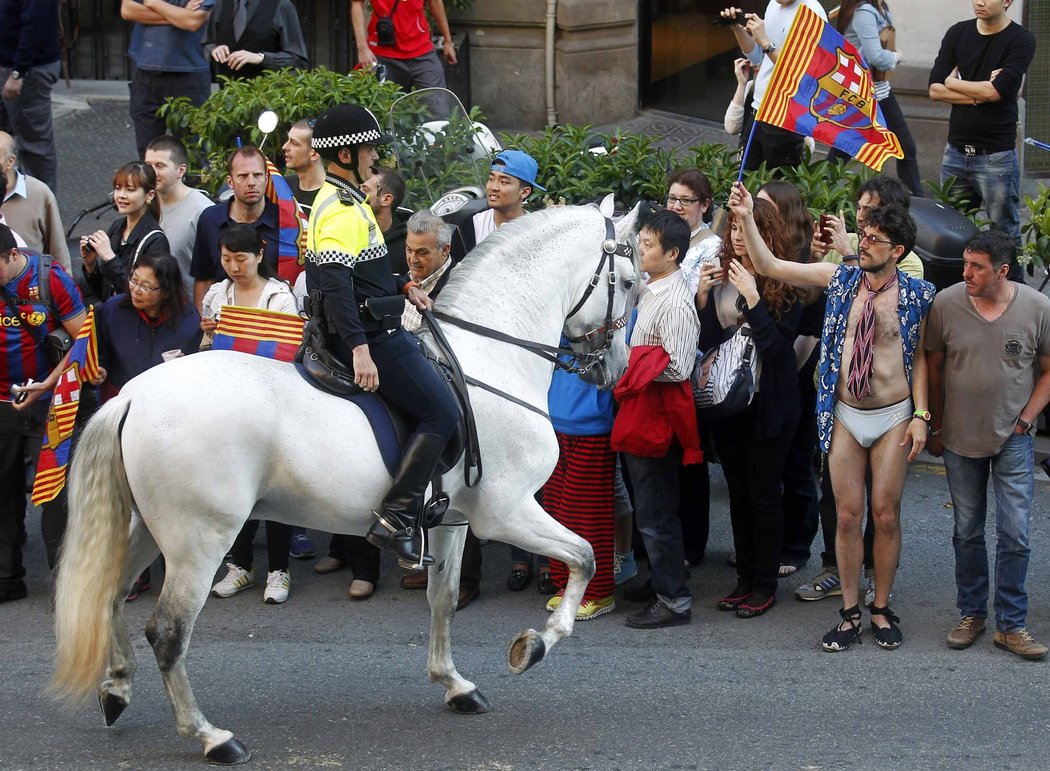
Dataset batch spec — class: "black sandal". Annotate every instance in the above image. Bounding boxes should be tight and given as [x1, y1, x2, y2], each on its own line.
[822, 605, 863, 652]
[869, 605, 903, 650]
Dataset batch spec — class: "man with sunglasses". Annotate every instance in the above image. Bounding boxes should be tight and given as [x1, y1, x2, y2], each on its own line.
[728, 181, 935, 653]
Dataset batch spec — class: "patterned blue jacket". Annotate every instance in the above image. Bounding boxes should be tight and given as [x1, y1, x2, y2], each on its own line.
[816, 264, 936, 452]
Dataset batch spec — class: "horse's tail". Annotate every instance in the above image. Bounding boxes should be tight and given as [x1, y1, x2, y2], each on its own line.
[51, 395, 134, 703]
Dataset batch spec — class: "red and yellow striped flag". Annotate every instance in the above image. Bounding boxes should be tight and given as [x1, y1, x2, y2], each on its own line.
[211, 305, 305, 362]
[32, 308, 101, 504]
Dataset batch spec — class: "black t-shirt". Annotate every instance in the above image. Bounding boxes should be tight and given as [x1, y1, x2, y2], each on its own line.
[286, 175, 322, 217]
[928, 20, 1036, 151]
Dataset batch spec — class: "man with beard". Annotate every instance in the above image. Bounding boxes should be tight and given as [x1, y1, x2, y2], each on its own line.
[727, 181, 935, 653]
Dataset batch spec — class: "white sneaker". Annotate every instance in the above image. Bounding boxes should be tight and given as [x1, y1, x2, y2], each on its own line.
[211, 563, 255, 598]
[864, 568, 893, 607]
[263, 570, 290, 604]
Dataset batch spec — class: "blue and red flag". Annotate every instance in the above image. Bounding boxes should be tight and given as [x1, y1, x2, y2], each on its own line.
[755, 5, 903, 171]
[32, 308, 101, 505]
[265, 159, 308, 285]
[211, 305, 305, 363]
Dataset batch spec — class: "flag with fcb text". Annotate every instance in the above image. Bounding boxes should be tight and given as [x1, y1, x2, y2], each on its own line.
[211, 305, 305, 363]
[266, 159, 308, 284]
[31, 308, 101, 505]
[755, 5, 903, 171]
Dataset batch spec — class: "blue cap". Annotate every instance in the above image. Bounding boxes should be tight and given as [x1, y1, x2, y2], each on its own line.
[491, 149, 546, 192]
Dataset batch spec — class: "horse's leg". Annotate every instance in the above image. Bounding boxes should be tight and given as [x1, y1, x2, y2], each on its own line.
[474, 497, 595, 675]
[424, 522, 491, 714]
[145, 554, 251, 766]
[98, 515, 159, 727]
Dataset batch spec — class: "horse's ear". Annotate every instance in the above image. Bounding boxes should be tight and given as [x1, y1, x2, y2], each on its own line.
[614, 202, 643, 242]
[598, 194, 615, 219]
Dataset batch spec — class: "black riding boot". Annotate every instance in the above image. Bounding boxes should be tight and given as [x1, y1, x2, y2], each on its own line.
[366, 432, 448, 567]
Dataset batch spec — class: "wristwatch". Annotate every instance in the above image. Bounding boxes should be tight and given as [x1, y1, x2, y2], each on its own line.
[9, 70, 22, 81]
[762, 42, 776, 55]
[912, 410, 931, 423]
[1016, 417, 1036, 435]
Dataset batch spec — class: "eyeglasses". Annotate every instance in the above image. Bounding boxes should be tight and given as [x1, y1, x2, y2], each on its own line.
[666, 195, 700, 207]
[859, 232, 897, 248]
[128, 278, 161, 293]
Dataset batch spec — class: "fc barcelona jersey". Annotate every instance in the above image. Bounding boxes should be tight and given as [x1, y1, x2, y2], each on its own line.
[1, 253, 85, 398]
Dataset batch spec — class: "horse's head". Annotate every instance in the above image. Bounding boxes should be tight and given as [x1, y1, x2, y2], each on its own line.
[562, 203, 642, 390]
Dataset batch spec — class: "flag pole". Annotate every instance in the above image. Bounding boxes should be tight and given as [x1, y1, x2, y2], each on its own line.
[737, 120, 758, 183]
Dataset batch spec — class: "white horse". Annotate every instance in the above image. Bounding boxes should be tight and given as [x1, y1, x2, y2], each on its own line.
[50, 204, 640, 765]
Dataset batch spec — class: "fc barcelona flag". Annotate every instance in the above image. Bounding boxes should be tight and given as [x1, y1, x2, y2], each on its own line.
[755, 5, 903, 171]
[211, 305, 305, 363]
[31, 308, 101, 505]
[265, 159, 308, 285]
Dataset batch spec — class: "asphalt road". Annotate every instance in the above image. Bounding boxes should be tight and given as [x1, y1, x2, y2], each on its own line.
[2, 461, 1050, 770]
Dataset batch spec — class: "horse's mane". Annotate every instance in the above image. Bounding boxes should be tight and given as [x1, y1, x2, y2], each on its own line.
[437, 206, 600, 313]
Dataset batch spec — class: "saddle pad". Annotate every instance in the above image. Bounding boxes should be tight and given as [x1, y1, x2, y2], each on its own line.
[293, 363, 401, 476]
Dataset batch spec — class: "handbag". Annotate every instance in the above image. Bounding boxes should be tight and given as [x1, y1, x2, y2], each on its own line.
[375, 0, 402, 47]
[692, 324, 758, 419]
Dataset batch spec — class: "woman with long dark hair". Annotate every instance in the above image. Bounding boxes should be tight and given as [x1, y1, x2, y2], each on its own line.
[828, 0, 921, 196]
[757, 181, 824, 577]
[80, 161, 171, 301]
[697, 199, 802, 618]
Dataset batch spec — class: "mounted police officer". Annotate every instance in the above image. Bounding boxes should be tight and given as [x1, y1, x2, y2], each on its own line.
[306, 104, 458, 567]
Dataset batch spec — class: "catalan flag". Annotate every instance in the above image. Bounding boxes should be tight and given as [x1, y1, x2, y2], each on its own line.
[265, 158, 308, 285]
[32, 308, 101, 505]
[211, 305, 305, 363]
[755, 4, 903, 171]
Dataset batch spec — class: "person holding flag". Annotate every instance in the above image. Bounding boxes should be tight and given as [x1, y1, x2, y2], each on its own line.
[726, 180, 934, 652]
[1, 223, 87, 602]
[721, 0, 828, 172]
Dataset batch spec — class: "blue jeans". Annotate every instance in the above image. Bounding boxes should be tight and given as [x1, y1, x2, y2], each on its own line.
[942, 434, 1034, 633]
[940, 145, 1021, 277]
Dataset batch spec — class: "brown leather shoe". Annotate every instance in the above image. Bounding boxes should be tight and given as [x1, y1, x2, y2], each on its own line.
[313, 556, 346, 575]
[994, 628, 1048, 660]
[457, 585, 480, 610]
[947, 616, 985, 649]
[400, 569, 429, 590]
[347, 579, 375, 600]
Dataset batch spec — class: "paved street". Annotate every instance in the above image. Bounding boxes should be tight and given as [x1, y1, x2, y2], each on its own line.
[3, 462, 1050, 770]
[1, 85, 1046, 770]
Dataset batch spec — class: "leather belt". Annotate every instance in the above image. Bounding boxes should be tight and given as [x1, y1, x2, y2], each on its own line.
[952, 143, 999, 157]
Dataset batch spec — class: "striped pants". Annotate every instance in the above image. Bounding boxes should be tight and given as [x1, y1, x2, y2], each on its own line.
[541, 433, 616, 602]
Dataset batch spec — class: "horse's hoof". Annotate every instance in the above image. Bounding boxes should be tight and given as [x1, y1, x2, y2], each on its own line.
[447, 688, 492, 714]
[507, 629, 547, 675]
[98, 691, 128, 727]
[205, 738, 251, 766]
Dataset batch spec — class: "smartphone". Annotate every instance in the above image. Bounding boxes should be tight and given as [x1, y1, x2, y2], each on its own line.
[819, 214, 834, 246]
[11, 379, 34, 405]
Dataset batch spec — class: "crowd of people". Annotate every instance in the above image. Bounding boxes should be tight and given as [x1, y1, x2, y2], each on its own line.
[0, 0, 1045, 663]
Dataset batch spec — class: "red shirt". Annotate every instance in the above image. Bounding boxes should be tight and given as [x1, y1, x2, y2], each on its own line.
[367, 0, 434, 60]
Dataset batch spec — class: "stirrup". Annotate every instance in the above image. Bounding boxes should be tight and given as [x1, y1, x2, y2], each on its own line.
[822, 604, 863, 653]
[869, 605, 903, 650]
[420, 492, 450, 530]
[365, 511, 435, 567]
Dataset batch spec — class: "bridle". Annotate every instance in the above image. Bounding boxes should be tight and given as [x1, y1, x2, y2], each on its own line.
[423, 216, 633, 488]
[431, 218, 632, 378]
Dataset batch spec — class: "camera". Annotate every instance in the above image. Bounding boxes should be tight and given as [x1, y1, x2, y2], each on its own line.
[375, 15, 396, 47]
[715, 11, 746, 27]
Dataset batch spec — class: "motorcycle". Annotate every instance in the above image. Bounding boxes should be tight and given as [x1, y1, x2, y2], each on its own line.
[386, 87, 501, 217]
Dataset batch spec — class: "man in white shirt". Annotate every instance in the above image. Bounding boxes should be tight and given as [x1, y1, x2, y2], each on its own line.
[721, 0, 828, 171]
[144, 135, 212, 297]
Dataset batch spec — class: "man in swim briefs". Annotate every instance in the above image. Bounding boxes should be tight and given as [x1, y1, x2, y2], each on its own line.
[726, 181, 935, 652]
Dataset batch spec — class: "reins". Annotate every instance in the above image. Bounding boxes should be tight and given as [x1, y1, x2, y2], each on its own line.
[420, 216, 632, 489]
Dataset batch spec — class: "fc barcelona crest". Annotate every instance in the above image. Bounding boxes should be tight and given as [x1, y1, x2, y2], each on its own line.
[810, 48, 877, 130]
